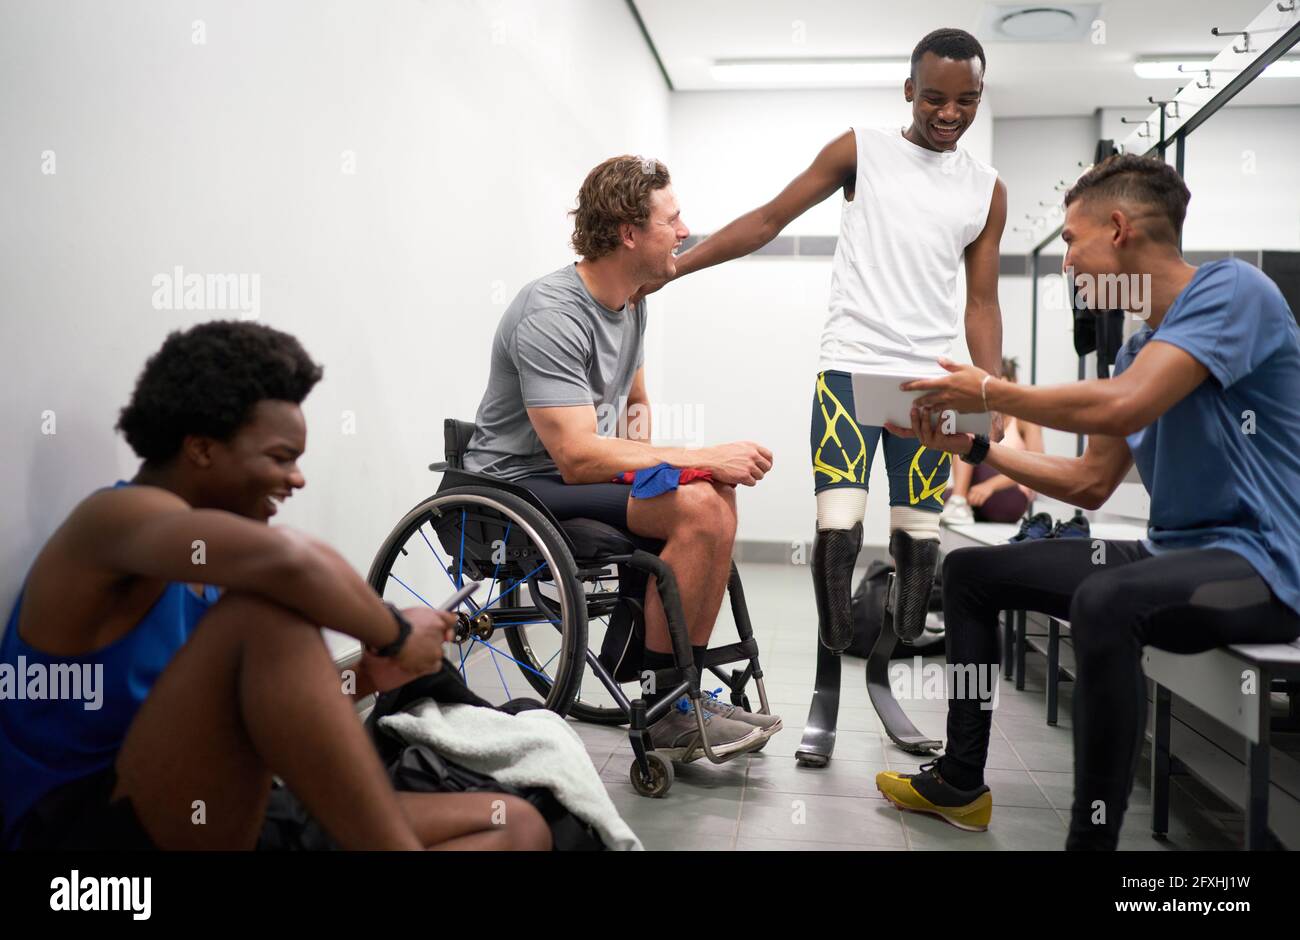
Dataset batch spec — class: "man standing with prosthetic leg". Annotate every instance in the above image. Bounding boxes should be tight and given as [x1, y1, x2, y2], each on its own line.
[637, 29, 1007, 763]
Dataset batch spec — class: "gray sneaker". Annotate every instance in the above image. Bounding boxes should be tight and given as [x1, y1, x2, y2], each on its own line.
[699, 688, 784, 741]
[648, 697, 765, 762]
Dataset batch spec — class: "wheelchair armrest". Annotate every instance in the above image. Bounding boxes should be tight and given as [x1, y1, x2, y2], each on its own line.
[429, 461, 449, 472]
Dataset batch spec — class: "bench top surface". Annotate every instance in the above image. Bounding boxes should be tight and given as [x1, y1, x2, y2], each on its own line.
[941, 520, 1149, 546]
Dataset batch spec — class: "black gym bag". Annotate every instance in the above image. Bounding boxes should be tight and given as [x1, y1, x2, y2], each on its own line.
[846, 559, 946, 658]
[260, 666, 607, 851]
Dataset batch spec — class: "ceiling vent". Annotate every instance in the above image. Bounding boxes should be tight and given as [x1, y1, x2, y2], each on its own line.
[975, 3, 1102, 42]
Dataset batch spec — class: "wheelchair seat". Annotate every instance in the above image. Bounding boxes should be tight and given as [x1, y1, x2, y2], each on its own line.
[435, 417, 663, 564]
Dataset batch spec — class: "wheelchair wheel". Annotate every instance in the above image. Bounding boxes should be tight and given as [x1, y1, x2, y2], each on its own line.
[518, 565, 630, 726]
[367, 486, 586, 714]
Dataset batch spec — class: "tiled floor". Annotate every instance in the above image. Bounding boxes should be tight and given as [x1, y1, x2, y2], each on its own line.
[567, 561, 1247, 851]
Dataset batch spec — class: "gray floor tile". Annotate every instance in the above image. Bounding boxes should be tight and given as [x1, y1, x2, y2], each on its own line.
[736, 837, 900, 851]
[744, 754, 889, 800]
[900, 804, 1067, 851]
[738, 790, 907, 847]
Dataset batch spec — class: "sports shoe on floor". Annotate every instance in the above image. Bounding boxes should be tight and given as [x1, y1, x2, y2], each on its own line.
[648, 696, 765, 762]
[1047, 509, 1091, 539]
[698, 687, 784, 740]
[940, 495, 974, 526]
[876, 760, 992, 832]
[1008, 511, 1053, 542]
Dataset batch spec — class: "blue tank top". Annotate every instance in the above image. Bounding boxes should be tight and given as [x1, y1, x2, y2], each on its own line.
[0, 481, 219, 847]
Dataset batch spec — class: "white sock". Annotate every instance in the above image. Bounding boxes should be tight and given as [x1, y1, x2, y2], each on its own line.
[890, 506, 940, 541]
[816, 488, 867, 530]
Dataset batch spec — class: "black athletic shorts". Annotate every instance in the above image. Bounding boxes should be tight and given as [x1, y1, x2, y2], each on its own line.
[515, 474, 633, 530]
[14, 765, 334, 851]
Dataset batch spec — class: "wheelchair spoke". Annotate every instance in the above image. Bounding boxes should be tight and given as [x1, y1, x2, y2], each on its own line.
[457, 508, 466, 589]
[481, 562, 549, 613]
[388, 572, 435, 609]
[486, 521, 511, 603]
[475, 638, 551, 680]
[418, 524, 480, 612]
[457, 638, 468, 680]
[489, 637, 512, 698]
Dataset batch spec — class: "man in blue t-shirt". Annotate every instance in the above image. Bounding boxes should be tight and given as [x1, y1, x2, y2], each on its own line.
[868, 153, 1300, 849]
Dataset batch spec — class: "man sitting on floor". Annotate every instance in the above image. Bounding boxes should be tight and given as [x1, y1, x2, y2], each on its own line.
[874, 153, 1300, 849]
[0, 320, 551, 850]
[463, 154, 781, 759]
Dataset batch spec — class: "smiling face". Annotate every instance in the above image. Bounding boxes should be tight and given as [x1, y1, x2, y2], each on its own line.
[1062, 197, 1123, 286]
[630, 185, 689, 283]
[904, 52, 983, 151]
[187, 400, 307, 522]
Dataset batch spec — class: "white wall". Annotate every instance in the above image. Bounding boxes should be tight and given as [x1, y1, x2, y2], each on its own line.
[993, 115, 1097, 254]
[1098, 105, 1300, 250]
[660, 88, 994, 547]
[0, 0, 671, 620]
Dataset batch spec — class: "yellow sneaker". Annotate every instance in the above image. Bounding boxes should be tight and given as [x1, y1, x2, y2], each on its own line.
[876, 761, 992, 832]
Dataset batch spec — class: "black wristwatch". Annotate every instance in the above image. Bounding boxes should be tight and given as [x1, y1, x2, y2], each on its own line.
[372, 603, 412, 658]
[961, 434, 990, 466]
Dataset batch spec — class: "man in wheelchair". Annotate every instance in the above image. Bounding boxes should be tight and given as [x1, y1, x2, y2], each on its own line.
[463, 155, 782, 760]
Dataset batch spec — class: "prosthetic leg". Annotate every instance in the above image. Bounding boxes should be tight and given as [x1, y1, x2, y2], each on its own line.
[865, 531, 942, 753]
[795, 523, 861, 767]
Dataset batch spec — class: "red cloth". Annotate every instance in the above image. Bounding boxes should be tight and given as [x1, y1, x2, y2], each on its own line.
[611, 467, 715, 485]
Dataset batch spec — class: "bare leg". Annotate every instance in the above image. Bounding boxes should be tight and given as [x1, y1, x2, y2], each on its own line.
[398, 792, 552, 850]
[950, 458, 973, 499]
[626, 482, 737, 653]
[113, 591, 517, 850]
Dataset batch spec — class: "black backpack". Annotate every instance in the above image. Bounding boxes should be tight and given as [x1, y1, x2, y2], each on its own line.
[847, 559, 946, 658]
[259, 667, 607, 851]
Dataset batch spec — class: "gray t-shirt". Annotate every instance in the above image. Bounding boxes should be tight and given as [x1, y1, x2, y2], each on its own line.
[463, 263, 647, 481]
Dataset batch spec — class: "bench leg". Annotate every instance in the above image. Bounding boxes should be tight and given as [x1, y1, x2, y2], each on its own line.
[1151, 683, 1171, 839]
[1246, 741, 1270, 850]
[1002, 610, 1014, 680]
[1046, 618, 1059, 726]
[1014, 610, 1027, 692]
[1246, 671, 1271, 850]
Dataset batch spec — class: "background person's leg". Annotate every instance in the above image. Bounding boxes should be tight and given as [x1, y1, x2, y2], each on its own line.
[1066, 548, 1300, 850]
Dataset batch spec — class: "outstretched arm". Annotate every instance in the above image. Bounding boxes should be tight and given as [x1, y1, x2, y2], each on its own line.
[903, 340, 1210, 437]
[669, 131, 857, 281]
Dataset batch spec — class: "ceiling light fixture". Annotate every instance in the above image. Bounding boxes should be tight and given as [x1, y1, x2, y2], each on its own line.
[710, 59, 910, 86]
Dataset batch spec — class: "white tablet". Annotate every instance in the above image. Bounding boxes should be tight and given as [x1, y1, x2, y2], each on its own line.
[850, 371, 992, 435]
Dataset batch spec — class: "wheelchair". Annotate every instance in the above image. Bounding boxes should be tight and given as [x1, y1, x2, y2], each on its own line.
[366, 418, 774, 797]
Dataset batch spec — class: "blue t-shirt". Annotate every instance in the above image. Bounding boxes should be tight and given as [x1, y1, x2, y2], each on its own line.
[1113, 259, 1300, 615]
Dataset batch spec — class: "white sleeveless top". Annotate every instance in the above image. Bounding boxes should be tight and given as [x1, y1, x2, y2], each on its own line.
[819, 126, 998, 375]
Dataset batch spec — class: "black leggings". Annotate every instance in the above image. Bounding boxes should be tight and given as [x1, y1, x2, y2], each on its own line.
[940, 539, 1300, 850]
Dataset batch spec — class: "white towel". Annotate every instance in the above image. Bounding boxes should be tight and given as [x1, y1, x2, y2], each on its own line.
[380, 700, 643, 851]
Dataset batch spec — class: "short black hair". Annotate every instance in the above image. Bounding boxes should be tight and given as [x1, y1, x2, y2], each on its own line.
[117, 320, 323, 464]
[911, 28, 986, 79]
[1064, 153, 1191, 244]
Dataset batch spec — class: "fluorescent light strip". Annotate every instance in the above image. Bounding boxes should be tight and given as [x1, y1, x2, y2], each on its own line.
[1134, 58, 1300, 79]
[711, 59, 910, 85]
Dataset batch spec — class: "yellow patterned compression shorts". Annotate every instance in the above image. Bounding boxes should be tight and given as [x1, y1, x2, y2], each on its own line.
[810, 370, 950, 510]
